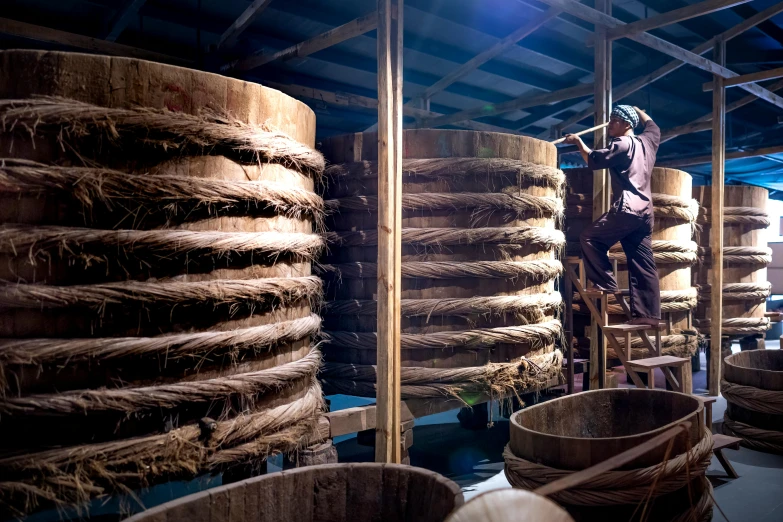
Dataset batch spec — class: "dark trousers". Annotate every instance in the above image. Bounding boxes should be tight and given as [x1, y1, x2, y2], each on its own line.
[580, 211, 661, 320]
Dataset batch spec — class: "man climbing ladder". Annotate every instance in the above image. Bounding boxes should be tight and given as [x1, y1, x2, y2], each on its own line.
[564, 105, 661, 328]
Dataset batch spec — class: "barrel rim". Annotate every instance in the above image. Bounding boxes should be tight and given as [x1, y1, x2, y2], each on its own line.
[725, 349, 783, 375]
[510, 388, 703, 442]
[124, 463, 465, 522]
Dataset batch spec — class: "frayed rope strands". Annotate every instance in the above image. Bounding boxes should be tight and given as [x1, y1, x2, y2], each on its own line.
[0, 276, 322, 309]
[322, 319, 561, 351]
[696, 282, 772, 302]
[320, 350, 563, 400]
[503, 430, 713, 506]
[573, 288, 698, 314]
[0, 159, 325, 224]
[566, 193, 699, 223]
[317, 259, 562, 281]
[698, 206, 770, 227]
[325, 193, 563, 219]
[698, 246, 772, 266]
[722, 415, 783, 454]
[606, 334, 699, 361]
[0, 348, 321, 416]
[694, 317, 770, 334]
[0, 379, 325, 516]
[721, 379, 783, 415]
[0, 225, 325, 261]
[326, 226, 565, 250]
[610, 240, 698, 265]
[326, 158, 565, 190]
[324, 293, 563, 317]
[0, 313, 321, 367]
[0, 97, 325, 176]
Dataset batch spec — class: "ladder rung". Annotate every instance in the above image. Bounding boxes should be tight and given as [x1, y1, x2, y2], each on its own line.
[625, 356, 689, 369]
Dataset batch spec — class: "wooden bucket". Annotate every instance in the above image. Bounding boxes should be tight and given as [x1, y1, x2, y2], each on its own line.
[506, 389, 711, 521]
[0, 50, 324, 515]
[125, 464, 464, 522]
[564, 168, 699, 383]
[723, 350, 783, 453]
[692, 186, 771, 340]
[317, 130, 564, 399]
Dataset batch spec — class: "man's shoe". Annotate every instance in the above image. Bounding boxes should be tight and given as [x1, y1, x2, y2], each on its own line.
[627, 317, 661, 328]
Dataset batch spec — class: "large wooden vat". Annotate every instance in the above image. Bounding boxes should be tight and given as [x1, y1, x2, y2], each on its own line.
[317, 130, 564, 399]
[565, 168, 700, 381]
[0, 50, 325, 515]
[125, 463, 464, 522]
[505, 389, 712, 521]
[692, 186, 771, 339]
[722, 350, 783, 453]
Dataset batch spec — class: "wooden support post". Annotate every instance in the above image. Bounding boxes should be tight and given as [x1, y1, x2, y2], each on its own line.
[564, 268, 575, 394]
[590, 0, 611, 391]
[375, 0, 403, 464]
[709, 38, 726, 397]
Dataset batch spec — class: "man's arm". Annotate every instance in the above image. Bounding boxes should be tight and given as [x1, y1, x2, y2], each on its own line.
[633, 106, 661, 151]
[564, 134, 630, 170]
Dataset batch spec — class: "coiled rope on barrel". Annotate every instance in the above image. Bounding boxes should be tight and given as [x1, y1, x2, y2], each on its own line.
[698, 246, 773, 266]
[698, 206, 770, 227]
[503, 430, 713, 506]
[693, 317, 771, 335]
[609, 240, 698, 265]
[722, 415, 783, 454]
[696, 282, 772, 303]
[0, 97, 326, 176]
[573, 288, 698, 314]
[565, 193, 699, 223]
[721, 379, 783, 415]
[317, 259, 563, 281]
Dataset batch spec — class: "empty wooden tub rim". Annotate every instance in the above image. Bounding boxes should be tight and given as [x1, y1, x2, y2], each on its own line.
[509, 389, 703, 470]
[724, 350, 783, 391]
[125, 463, 464, 522]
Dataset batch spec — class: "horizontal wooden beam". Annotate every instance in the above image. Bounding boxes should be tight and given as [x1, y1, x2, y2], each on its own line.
[104, 0, 146, 42]
[407, 7, 560, 106]
[416, 82, 593, 129]
[703, 66, 783, 90]
[263, 81, 522, 134]
[662, 77, 783, 142]
[602, 0, 751, 42]
[226, 11, 377, 72]
[217, 0, 274, 50]
[0, 17, 188, 65]
[537, 0, 783, 110]
[657, 144, 783, 168]
[545, 1, 783, 133]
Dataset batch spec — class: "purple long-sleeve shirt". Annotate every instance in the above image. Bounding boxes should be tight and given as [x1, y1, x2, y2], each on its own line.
[587, 120, 661, 217]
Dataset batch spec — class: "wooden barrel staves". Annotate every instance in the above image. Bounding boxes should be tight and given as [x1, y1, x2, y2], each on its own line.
[317, 130, 565, 400]
[504, 389, 713, 522]
[125, 463, 464, 522]
[565, 167, 700, 384]
[692, 186, 771, 341]
[0, 50, 326, 516]
[722, 350, 783, 454]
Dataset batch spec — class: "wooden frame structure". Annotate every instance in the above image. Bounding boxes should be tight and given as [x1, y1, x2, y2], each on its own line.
[1, 0, 780, 456]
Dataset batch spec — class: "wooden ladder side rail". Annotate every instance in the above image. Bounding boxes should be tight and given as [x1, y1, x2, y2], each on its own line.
[661, 365, 682, 391]
[567, 263, 605, 326]
[609, 331, 649, 388]
[567, 262, 607, 388]
[563, 269, 575, 394]
[534, 422, 692, 498]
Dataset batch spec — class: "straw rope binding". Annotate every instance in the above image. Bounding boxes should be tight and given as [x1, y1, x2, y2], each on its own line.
[609, 240, 698, 265]
[320, 349, 563, 400]
[322, 318, 561, 352]
[0, 225, 325, 261]
[698, 246, 773, 266]
[0, 159, 325, 226]
[503, 429, 713, 506]
[326, 158, 565, 190]
[573, 288, 698, 314]
[721, 379, 783, 416]
[696, 282, 772, 303]
[698, 206, 770, 227]
[722, 414, 783, 454]
[0, 276, 322, 310]
[566, 193, 699, 223]
[0, 97, 325, 176]
[693, 317, 771, 334]
[317, 259, 562, 281]
[326, 226, 565, 250]
[0, 378, 325, 515]
[325, 293, 563, 318]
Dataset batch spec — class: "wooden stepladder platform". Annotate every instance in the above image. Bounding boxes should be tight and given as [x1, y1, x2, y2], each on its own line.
[566, 256, 690, 392]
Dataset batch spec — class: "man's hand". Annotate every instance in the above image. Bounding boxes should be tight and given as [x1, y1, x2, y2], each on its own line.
[563, 134, 591, 163]
[632, 106, 652, 123]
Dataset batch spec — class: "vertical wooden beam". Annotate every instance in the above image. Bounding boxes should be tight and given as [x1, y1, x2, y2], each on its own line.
[590, 0, 612, 390]
[375, 0, 403, 463]
[709, 38, 726, 396]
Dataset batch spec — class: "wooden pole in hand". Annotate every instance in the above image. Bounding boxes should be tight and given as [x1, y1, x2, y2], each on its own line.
[375, 0, 403, 463]
[709, 38, 726, 396]
[551, 121, 609, 144]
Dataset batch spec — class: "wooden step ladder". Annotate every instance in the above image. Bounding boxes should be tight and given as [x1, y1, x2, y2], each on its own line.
[566, 256, 690, 391]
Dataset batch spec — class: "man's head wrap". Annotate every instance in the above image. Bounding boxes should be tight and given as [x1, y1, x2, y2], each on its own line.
[611, 105, 639, 129]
